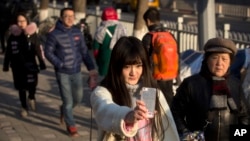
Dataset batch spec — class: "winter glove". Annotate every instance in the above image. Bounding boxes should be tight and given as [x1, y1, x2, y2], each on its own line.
[3, 67, 9, 72]
[39, 61, 46, 70]
[88, 70, 98, 90]
[93, 49, 99, 59]
[180, 131, 194, 141]
[193, 131, 205, 141]
[180, 131, 205, 141]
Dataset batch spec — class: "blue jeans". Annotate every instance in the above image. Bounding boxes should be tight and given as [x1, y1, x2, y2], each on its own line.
[55, 72, 83, 127]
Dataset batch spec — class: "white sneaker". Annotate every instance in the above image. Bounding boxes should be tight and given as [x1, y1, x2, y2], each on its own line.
[21, 108, 28, 117]
[28, 99, 36, 111]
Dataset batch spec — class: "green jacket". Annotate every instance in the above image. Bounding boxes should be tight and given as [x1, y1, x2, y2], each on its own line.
[93, 25, 116, 76]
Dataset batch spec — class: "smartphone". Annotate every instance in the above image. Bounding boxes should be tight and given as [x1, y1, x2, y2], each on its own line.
[140, 87, 157, 118]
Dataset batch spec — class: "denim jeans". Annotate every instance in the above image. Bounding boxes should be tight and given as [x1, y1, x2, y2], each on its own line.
[55, 72, 83, 127]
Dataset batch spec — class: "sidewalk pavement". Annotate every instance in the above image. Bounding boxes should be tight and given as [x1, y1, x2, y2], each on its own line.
[0, 54, 98, 141]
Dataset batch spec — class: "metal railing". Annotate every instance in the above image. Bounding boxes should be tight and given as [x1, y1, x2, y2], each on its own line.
[171, 0, 250, 20]
[44, 5, 250, 53]
[85, 13, 250, 52]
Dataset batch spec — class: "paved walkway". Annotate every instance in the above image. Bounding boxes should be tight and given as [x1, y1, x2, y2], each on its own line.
[0, 54, 98, 141]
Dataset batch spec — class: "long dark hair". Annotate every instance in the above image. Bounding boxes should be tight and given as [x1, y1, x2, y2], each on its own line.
[14, 12, 30, 25]
[101, 36, 167, 140]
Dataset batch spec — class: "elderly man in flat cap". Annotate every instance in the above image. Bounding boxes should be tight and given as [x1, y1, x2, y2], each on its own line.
[171, 37, 249, 141]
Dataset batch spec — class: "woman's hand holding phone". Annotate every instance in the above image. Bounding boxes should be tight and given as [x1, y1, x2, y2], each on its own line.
[125, 100, 148, 124]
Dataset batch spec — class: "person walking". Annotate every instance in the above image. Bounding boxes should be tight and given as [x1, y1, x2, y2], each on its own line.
[44, 8, 98, 137]
[3, 12, 46, 117]
[93, 6, 127, 77]
[91, 36, 179, 141]
[0, 0, 19, 53]
[171, 37, 249, 141]
[142, 8, 179, 105]
[76, 18, 93, 50]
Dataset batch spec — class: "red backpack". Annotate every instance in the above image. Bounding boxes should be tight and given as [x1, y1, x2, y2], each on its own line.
[150, 31, 179, 80]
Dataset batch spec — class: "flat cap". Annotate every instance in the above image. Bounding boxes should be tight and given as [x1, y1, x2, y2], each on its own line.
[204, 37, 237, 55]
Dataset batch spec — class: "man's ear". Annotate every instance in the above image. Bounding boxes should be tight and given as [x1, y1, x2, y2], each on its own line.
[146, 19, 153, 26]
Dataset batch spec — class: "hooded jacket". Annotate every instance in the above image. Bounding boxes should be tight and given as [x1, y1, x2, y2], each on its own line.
[45, 20, 95, 74]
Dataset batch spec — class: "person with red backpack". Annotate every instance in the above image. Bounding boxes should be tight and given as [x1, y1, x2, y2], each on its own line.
[142, 8, 179, 105]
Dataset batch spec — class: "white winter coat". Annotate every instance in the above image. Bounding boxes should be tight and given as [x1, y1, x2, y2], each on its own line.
[90, 86, 180, 141]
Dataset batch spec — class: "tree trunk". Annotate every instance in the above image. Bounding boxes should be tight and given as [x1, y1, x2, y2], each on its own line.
[39, 0, 49, 22]
[160, 0, 173, 8]
[133, 0, 148, 39]
[72, 0, 87, 24]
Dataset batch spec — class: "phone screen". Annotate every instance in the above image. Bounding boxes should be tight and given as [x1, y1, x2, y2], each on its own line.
[140, 87, 156, 118]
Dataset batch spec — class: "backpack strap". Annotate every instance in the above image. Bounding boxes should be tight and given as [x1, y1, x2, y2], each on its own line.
[105, 28, 113, 38]
[103, 25, 116, 49]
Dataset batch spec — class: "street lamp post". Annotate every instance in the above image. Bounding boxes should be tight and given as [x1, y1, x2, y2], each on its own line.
[197, 0, 216, 50]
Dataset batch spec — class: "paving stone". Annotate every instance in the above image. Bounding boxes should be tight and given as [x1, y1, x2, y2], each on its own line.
[78, 130, 89, 136]
[37, 126, 50, 131]
[0, 114, 6, 119]
[43, 133, 57, 139]
[1, 83, 12, 87]
[7, 133, 20, 137]
[5, 129, 16, 134]
[2, 126, 13, 130]
[0, 54, 98, 141]
[48, 104, 58, 109]
[0, 122, 11, 128]
[20, 139, 35, 141]
[30, 118, 43, 123]
[12, 126, 26, 132]
[42, 99, 52, 103]
[9, 137, 22, 141]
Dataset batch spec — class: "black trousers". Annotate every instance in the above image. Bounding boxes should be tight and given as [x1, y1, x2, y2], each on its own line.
[157, 80, 174, 105]
[18, 87, 36, 109]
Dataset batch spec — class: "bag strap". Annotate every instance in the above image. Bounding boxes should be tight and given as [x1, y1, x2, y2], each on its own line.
[105, 28, 113, 38]
[103, 25, 117, 50]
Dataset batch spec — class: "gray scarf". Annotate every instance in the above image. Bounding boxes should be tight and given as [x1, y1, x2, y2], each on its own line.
[94, 20, 127, 49]
[210, 76, 237, 112]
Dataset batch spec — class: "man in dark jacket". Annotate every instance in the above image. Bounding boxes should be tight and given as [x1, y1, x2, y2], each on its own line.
[45, 8, 98, 137]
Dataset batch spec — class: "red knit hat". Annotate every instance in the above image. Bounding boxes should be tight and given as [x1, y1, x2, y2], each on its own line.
[101, 7, 118, 21]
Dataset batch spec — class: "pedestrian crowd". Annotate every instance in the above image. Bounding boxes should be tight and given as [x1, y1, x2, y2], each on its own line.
[0, 2, 250, 141]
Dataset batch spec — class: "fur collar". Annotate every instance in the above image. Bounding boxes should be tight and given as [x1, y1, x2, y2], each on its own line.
[24, 22, 37, 35]
[9, 25, 22, 36]
[9, 22, 37, 36]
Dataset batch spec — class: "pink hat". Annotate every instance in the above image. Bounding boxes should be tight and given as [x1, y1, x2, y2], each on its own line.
[101, 7, 118, 21]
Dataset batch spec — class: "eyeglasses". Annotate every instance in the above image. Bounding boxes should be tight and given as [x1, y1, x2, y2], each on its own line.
[63, 15, 75, 19]
[17, 20, 27, 23]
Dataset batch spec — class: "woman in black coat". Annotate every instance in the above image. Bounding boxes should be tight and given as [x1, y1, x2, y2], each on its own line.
[3, 12, 46, 117]
[171, 37, 249, 141]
